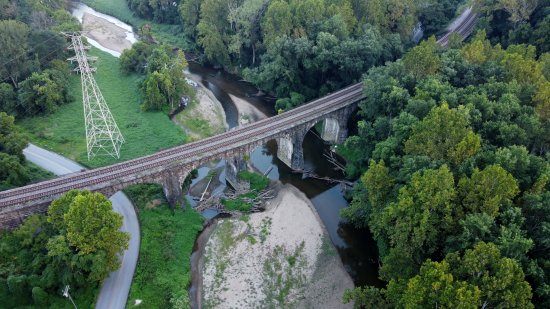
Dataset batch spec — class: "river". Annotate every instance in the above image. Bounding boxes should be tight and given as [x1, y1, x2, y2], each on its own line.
[186, 60, 382, 288]
[71, 0, 382, 294]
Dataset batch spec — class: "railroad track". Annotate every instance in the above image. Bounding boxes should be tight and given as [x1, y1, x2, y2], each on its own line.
[0, 83, 363, 207]
[437, 8, 478, 47]
[1, 9, 480, 209]
[0, 83, 360, 199]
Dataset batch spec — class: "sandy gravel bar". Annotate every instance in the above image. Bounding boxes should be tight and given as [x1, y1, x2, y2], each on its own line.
[201, 184, 353, 308]
[82, 13, 133, 53]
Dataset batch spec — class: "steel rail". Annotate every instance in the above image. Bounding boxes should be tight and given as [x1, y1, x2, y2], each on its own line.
[2, 7, 480, 208]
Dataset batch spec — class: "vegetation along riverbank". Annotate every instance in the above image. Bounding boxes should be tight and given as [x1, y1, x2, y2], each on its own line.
[123, 184, 204, 309]
[19, 47, 187, 168]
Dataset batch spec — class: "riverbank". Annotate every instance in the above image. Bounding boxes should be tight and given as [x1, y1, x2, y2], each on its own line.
[228, 93, 268, 125]
[177, 73, 228, 141]
[82, 13, 133, 54]
[76, 4, 228, 142]
[19, 47, 186, 168]
[201, 184, 353, 308]
[79, 0, 190, 47]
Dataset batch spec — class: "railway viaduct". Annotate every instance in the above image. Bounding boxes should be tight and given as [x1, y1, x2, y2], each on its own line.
[0, 8, 479, 229]
[0, 83, 363, 229]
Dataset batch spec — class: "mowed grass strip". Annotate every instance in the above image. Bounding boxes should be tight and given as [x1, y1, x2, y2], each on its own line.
[124, 184, 204, 309]
[81, 0, 190, 48]
[19, 48, 186, 168]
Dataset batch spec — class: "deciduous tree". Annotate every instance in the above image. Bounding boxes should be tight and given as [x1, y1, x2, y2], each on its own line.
[48, 190, 129, 283]
[381, 165, 457, 279]
[403, 36, 441, 80]
[0, 20, 33, 88]
[405, 103, 481, 165]
[458, 164, 519, 217]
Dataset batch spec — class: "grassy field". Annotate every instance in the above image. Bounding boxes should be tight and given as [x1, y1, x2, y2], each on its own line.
[81, 0, 190, 48]
[19, 48, 187, 168]
[123, 184, 204, 309]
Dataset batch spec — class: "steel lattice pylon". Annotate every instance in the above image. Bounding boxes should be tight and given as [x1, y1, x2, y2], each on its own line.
[66, 34, 124, 160]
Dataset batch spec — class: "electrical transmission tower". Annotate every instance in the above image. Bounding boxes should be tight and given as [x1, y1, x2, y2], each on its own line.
[66, 33, 124, 160]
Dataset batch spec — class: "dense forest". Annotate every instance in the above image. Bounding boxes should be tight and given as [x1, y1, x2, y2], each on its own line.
[121, 0, 549, 306]
[0, 0, 79, 189]
[338, 28, 550, 309]
[1, 0, 549, 307]
[126, 0, 464, 110]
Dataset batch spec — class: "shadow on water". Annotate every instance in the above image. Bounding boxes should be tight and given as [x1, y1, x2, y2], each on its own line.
[188, 62, 384, 291]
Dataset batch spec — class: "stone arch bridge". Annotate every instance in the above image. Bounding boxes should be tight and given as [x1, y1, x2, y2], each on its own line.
[0, 83, 364, 229]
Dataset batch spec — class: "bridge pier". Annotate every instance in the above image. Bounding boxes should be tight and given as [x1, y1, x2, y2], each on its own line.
[162, 170, 188, 208]
[277, 130, 307, 170]
[225, 155, 248, 189]
[320, 104, 356, 144]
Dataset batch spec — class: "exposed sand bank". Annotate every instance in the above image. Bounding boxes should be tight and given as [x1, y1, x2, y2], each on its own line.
[228, 93, 268, 125]
[76, 8, 228, 140]
[176, 73, 229, 140]
[201, 184, 353, 308]
[82, 13, 133, 54]
[72, 2, 136, 57]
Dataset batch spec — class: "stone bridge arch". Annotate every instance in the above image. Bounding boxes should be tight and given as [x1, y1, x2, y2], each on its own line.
[313, 103, 357, 145]
[273, 103, 358, 170]
[96, 166, 191, 208]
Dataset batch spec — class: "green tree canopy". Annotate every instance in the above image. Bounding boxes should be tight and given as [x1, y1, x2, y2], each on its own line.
[0, 20, 33, 88]
[388, 259, 481, 308]
[458, 164, 519, 217]
[381, 165, 457, 279]
[141, 49, 191, 112]
[447, 242, 534, 308]
[0, 82, 17, 114]
[48, 190, 129, 283]
[405, 103, 481, 165]
[403, 36, 441, 80]
[0, 111, 27, 159]
[17, 68, 70, 116]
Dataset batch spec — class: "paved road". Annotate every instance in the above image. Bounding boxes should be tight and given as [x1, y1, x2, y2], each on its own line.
[23, 144, 139, 309]
[96, 191, 140, 309]
[24, 144, 85, 176]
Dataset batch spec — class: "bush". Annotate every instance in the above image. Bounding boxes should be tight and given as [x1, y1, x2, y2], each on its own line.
[170, 290, 191, 309]
[124, 184, 203, 308]
[222, 198, 253, 212]
[237, 171, 269, 191]
[31, 286, 49, 306]
[7, 275, 28, 300]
